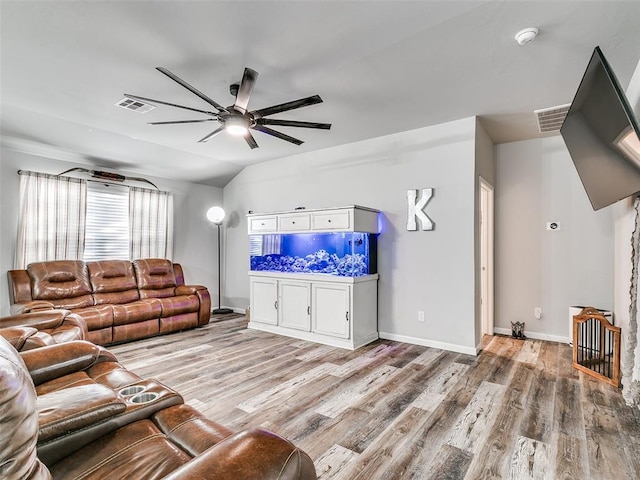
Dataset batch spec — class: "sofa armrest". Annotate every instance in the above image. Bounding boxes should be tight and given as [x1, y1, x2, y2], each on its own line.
[10, 300, 57, 315]
[175, 285, 211, 326]
[0, 310, 70, 329]
[21, 341, 119, 386]
[38, 383, 127, 443]
[160, 427, 317, 480]
[174, 284, 207, 295]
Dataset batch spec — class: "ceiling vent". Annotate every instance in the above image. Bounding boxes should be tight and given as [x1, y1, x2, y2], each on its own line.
[115, 98, 156, 114]
[534, 104, 571, 133]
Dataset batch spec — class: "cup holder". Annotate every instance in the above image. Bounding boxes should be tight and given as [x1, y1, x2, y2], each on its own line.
[129, 392, 159, 404]
[119, 385, 146, 397]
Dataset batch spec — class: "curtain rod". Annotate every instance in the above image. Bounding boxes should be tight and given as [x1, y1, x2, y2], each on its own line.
[18, 168, 159, 190]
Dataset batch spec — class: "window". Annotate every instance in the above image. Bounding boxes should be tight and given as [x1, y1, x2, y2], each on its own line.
[84, 182, 130, 261]
[16, 170, 174, 268]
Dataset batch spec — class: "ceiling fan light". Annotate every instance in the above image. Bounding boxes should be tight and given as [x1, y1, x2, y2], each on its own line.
[225, 116, 249, 136]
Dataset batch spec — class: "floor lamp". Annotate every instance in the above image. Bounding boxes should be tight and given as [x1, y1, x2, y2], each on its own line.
[206, 206, 233, 315]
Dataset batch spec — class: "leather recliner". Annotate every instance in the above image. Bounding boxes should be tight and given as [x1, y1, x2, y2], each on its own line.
[0, 336, 317, 480]
[0, 309, 87, 351]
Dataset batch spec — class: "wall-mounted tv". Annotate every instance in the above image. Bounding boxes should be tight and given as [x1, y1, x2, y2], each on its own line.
[560, 46, 640, 211]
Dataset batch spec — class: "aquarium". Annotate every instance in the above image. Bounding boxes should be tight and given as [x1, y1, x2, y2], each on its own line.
[249, 232, 377, 277]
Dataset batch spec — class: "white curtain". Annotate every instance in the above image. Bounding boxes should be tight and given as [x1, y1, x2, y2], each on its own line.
[15, 170, 87, 268]
[129, 186, 174, 260]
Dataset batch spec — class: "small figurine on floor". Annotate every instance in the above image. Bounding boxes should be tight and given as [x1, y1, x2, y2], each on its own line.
[511, 321, 526, 340]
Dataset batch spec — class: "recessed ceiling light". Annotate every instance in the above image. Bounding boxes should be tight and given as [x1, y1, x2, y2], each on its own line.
[515, 27, 539, 46]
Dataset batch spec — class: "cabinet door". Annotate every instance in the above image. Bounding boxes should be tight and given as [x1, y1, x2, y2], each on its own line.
[312, 284, 351, 339]
[279, 281, 311, 331]
[250, 277, 278, 325]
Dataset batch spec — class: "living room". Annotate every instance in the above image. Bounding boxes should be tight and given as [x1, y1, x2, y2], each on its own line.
[1, 1, 640, 479]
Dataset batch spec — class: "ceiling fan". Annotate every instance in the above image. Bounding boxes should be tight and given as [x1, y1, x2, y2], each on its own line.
[124, 67, 331, 149]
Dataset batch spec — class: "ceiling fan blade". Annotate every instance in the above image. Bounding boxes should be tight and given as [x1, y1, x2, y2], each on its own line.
[234, 68, 258, 114]
[257, 118, 331, 130]
[156, 67, 228, 113]
[252, 95, 323, 118]
[198, 126, 225, 143]
[124, 94, 219, 116]
[253, 125, 304, 145]
[244, 132, 259, 149]
[149, 119, 218, 125]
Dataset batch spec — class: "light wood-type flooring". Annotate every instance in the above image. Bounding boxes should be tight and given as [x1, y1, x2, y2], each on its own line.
[109, 314, 640, 480]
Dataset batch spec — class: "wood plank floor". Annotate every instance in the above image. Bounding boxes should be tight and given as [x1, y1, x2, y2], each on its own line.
[109, 315, 640, 480]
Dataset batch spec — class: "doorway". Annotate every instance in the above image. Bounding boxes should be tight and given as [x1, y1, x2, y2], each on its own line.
[480, 178, 494, 336]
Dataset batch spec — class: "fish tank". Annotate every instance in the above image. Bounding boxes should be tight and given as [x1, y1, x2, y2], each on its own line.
[249, 232, 377, 277]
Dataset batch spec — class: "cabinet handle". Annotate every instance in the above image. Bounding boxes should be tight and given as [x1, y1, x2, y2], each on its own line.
[274, 300, 278, 310]
[328, 219, 332, 223]
[307, 306, 311, 315]
[346, 311, 349, 322]
[292, 221, 296, 224]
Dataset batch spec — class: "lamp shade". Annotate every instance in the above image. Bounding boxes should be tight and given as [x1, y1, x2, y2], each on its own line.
[206, 206, 226, 224]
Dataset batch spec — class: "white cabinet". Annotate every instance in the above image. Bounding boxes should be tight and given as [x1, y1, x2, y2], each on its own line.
[279, 280, 311, 331]
[248, 272, 378, 350]
[249, 277, 278, 325]
[312, 283, 350, 339]
[247, 205, 379, 350]
[247, 205, 378, 234]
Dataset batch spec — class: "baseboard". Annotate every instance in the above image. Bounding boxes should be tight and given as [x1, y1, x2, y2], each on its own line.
[493, 327, 570, 344]
[378, 332, 479, 356]
[229, 307, 246, 315]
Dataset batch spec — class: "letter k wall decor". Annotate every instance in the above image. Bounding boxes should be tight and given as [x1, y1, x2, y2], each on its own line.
[406, 188, 434, 231]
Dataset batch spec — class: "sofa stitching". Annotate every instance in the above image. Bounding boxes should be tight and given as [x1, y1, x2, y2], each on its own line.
[276, 449, 299, 480]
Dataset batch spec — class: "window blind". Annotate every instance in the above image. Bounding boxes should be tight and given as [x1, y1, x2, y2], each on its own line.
[84, 182, 130, 261]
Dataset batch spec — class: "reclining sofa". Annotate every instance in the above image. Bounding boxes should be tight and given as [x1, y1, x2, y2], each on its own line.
[0, 335, 317, 479]
[0, 309, 87, 351]
[7, 258, 211, 346]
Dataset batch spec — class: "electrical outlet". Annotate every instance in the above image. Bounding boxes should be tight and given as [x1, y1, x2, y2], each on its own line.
[418, 311, 425, 322]
[534, 307, 542, 319]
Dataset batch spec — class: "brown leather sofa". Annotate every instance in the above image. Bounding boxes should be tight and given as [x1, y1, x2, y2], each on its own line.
[0, 336, 317, 479]
[0, 309, 87, 350]
[8, 258, 211, 346]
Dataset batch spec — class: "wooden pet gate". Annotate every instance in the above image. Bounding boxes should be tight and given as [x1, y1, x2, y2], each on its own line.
[572, 307, 621, 387]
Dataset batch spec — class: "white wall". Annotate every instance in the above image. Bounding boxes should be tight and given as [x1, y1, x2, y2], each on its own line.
[223, 117, 480, 354]
[495, 136, 614, 342]
[615, 57, 640, 405]
[474, 119, 496, 347]
[0, 147, 222, 315]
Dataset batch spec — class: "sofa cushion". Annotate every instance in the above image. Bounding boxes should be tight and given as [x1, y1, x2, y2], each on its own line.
[133, 259, 177, 299]
[49, 420, 192, 479]
[27, 261, 93, 309]
[112, 299, 162, 326]
[155, 295, 199, 317]
[73, 305, 113, 331]
[87, 261, 141, 305]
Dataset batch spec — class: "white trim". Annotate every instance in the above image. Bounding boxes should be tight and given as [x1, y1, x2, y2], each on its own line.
[229, 307, 246, 315]
[493, 327, 570, 344]
[479, 177, 494, 337]
[379, 332, 479, 356]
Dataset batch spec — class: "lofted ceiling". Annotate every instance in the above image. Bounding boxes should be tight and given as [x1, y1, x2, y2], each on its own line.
[1, 1, 640, 187]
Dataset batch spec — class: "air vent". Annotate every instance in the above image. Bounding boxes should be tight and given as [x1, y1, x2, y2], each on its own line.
[534, 104, 570, 133]
[115, 98, 156, 114]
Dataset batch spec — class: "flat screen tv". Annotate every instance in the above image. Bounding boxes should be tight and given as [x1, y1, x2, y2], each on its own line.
[560, 46, 640, 211]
